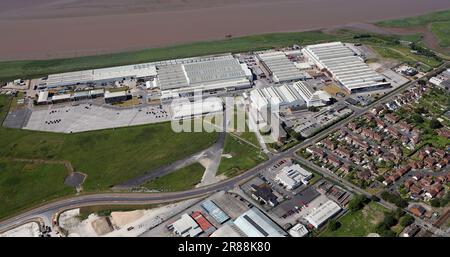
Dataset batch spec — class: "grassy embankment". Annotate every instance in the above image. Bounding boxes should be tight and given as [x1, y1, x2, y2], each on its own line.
[217, 134, 267, 178]
[143, 163, 205, 192]
[377, 9, 450, 48]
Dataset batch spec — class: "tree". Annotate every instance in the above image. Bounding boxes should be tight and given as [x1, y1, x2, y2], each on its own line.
[411, 113, 424, 124]
[399, 215, 414, 227]
[383, 213, 397, 227]
[328, 220, 341, 231]
[415, 106, 428, 114]
[429, 198, 441, 207]
[376, 175, 385, 182]
[429, 119, 442, 129]
[417, 79, 427, 86]
[348, 195, 367, 212]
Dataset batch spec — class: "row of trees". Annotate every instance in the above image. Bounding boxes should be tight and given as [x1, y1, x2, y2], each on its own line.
[380, 191, 408, 208]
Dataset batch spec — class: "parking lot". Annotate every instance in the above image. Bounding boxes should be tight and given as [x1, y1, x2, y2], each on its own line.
[24, 103, 171, 133]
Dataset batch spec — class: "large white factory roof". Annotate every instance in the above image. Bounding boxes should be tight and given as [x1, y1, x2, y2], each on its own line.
[302, 42, 389, 93]
[184, 58, 246, 85]
[158, 55, 251, 94]
[257, 51, 310, 83]
[171, 213, 203, 237]
[234, 208, 287, 237]
[249, 84, 306, 111]
[275, 164, 312, 190]
[171, 98, 223, 120]
[37, 91, 49, 103]
[304, 200, 342, 228]
[292, 81, 331, 107]
[46, 63, 157, 88]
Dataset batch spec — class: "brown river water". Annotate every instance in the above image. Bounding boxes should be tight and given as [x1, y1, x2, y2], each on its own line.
[0, 0, 449, 60]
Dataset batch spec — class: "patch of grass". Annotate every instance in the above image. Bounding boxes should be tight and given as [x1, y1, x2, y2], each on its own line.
[377, 9, 450, 28]
[218, 134, 267, 178]
[0, 159, 75, 219]
[430, 21, 450, 48]
[319, 202, 388, 237]
[371, 44, 442, 67]
[143, 163, 205, 192]
[0, 95, 218, 219]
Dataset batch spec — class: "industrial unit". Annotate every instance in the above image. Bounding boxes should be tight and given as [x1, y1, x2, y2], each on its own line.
[201, 200, 231, 224]
[257, 51, 311, 83]
[302, 42, 390, 93]
[171, 98, 223, 120]
[234, 208, 287, 237]
[158, 55, 252, 100]
[36, 89, 106, 105]
[45, 63, 157, 88]
[168, 213, 203, 237]
[274, 164, 313, 190]
[304, 200, 342, 228]
[293, 81, 332, 107]
[249, 84, 306, 114]
[104, 91, 130, 104]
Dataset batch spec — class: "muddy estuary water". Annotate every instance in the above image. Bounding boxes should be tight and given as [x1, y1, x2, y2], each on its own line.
[0, 0, 449, 60]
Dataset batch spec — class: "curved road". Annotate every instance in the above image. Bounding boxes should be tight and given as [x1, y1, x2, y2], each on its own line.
[1, 62, 448, 233]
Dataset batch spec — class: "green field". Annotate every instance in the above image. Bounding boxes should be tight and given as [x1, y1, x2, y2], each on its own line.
[431, 21, 450, 47]
[377, 9, 450, 28]
[319, 202, 388, 237]
[0, 95, 218, 219]
[0, 31, 343, 83]
[143, 163, 205, 192]
[0, 160, 75, 219]
[218, 134, 267, 178]
[376, 9, 450, 52]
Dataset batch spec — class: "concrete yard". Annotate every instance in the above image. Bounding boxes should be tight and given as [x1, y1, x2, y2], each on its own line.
[24, 103, 171, 133]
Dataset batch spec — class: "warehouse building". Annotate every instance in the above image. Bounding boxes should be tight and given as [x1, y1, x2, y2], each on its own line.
[104, 91, 130, 104]
[168, 213, 203, 237]
[201, 200, 230, 224]
[293, 81, 332, 107]
[256, 51, 311, 83]
[210, 222, 247, 237]
[45, 63, 157, 88]
[274, 164, 313, 190]
[37, 91, 50, 105]
[158, 55, 252, 100]
[302, 42, 390, 93]
[288, 223, 309, 237]
[304, 200, 342, 228]
[234, 208, 287, 237]
[249, 84, 306, 114]
[171, 98, 223, 120]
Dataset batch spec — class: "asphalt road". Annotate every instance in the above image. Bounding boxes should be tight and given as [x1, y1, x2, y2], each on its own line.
[1, 62, 448, 234]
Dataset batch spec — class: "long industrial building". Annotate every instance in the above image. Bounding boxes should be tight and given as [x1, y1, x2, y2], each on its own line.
[249, 84, 306, 114]
[234, 208, 287, 237]
[304, 200, 342, 228]
[45, 63, 157, 88]
[44, 54, 252, 102]
[302, 42, 390, 93]
[257, 51, 310, 83]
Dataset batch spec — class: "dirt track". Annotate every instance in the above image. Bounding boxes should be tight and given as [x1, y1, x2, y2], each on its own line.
[0, 0, 449, 60]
